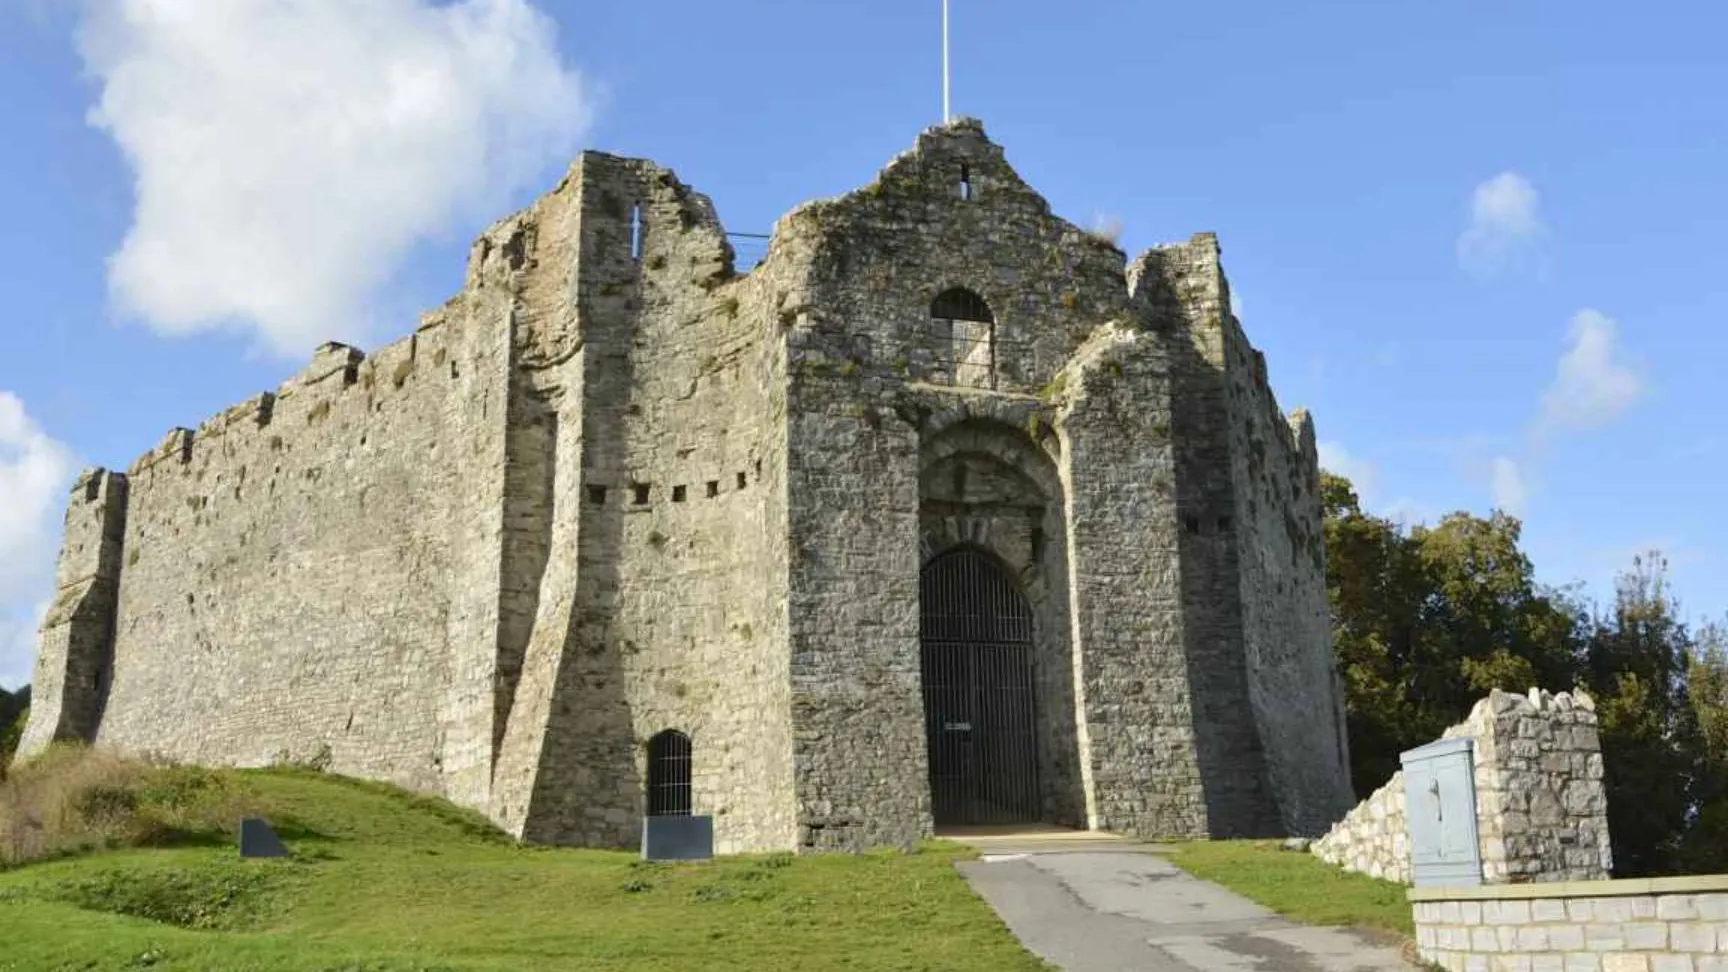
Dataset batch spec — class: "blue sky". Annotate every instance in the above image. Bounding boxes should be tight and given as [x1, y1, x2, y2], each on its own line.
[1, 0, 1723, 688]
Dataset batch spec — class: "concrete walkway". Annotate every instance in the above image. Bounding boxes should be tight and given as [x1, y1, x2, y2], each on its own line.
[949, 831, 1418, 971]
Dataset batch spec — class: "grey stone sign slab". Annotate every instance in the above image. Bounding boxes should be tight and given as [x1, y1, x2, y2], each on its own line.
[239, 817, 290, 858]
[642, 815, 714, 861]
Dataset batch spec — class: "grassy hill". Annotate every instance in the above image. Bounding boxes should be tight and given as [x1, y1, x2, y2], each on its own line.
[0, 751, 1045, 971]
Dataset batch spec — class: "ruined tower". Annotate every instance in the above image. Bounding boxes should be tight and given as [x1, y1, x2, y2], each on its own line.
[18, 119, 1356, 852]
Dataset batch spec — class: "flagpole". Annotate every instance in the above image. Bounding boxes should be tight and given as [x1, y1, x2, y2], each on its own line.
[942, 0, 951, 122]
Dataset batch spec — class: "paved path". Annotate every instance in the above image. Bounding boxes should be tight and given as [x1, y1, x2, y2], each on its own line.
[952, 836, 1417, 972]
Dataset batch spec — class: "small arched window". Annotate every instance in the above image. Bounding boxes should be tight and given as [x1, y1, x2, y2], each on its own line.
[646, 729, 692, 816]
[929, 287, 996, 389]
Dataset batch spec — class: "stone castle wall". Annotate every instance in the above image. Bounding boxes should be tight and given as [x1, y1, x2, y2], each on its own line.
[16, 469, 127, 755]
[770, 124, 1180, 847]
[1412, 880, 1728, 972]
[20, 118, 1355, 853]
[86, 317, 512, 801]
[493, 153, 799, 852]
[1314, 688, 1612, 884]
[1129, 234, 1354, 837]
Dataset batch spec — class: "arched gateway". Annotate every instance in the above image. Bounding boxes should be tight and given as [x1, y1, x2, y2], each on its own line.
[919, 547, 1039, 826]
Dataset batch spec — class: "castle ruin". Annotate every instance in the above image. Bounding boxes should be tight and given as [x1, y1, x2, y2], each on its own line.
[18, 119, 1356, 853]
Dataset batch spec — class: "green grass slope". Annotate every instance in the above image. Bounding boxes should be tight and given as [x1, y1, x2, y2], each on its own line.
[1166, 839, 1414, 937]
[0, 766, 1047, 972]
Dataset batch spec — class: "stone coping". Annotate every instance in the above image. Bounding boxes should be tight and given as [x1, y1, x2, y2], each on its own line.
[1408, 874, 1728, 902]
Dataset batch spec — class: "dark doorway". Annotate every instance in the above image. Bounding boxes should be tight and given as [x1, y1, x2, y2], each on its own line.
[647, 729, 692, 816]
[920, 547, 1039, 826]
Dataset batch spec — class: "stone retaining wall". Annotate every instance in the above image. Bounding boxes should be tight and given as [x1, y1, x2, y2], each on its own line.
[1313, 688, 1611, 884]
[1411, 878, 1728, 971]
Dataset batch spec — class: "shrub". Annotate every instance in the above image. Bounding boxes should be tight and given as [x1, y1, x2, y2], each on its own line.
[49, 859, 286, 929]
[1, 745, 262, 868]
[0, 704, 28, 777]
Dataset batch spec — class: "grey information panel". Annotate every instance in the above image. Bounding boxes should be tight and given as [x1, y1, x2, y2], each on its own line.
[641, 814, 715, 862]
[238, 817, 290, 858]
[1401, 737, 1481, 887]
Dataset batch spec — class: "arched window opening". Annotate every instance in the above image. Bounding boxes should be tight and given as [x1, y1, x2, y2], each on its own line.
[647, 729, 692, 816]
[958, 164, 973, 201]
[930, 287, 997, 389]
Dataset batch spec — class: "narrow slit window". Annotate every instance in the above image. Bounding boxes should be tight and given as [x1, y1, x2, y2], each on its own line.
[630, 203, 643, 260]
[647, 729, 692, 816]
[959, 164, 973, 200]
[736, 471, 748, 490]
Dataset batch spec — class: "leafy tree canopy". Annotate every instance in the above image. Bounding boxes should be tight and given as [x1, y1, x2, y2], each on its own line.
[1322, 471, 1725, 877]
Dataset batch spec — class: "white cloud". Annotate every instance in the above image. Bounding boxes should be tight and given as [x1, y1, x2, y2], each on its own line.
[0, 392, 79, 690]
[1457, 171, 1545, 278]
[1489, 456, 1527, 517]
[78, 0, 594, 356]
[1318, 440, 1377, 500]
[1537, 309, 1644, 433]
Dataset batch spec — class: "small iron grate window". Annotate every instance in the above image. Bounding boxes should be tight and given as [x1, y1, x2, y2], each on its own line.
[646, 729, 692, 816]
[931, 287, 994, 324]
[929, 288, 1006, 390]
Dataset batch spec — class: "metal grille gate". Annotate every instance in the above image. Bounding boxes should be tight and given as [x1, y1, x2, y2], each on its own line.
[647, 730, 692, 817]
[920, 548, 1039, 826]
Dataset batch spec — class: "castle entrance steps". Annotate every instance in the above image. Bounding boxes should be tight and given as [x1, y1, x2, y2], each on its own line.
[941, 823, 1172, 857]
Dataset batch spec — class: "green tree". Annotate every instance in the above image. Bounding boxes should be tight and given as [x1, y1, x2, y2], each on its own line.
[1321, 472, 1584, 797]
[1321, 473, 1433, 793]
[1575, 554, 1712, 876]
[1322, 469, 1728, 877]
[0, 684, 27, 771]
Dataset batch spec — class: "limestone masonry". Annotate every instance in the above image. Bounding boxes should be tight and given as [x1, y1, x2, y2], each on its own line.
[1314, 688, 1613, 884]
[17, 120, 1355, 852]
[1412, 881, 1728, 972]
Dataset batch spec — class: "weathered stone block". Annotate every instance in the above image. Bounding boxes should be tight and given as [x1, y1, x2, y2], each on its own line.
[1659, 896, 1701, 921]
[1623, 922, 1668, 951]
[1534, 899, 1570, 922]
[1671, 922, 1716, 953]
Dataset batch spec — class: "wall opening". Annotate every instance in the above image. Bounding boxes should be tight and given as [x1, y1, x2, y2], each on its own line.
[630, 203, 643, 260]
[920, 547, 1038, 826]
[646, 729, 692, 816]
[929, 287, 997, 389]
[959, 164, 973, 201]
[632, 483, 651, 505]
[919, 418, 1083, 829]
